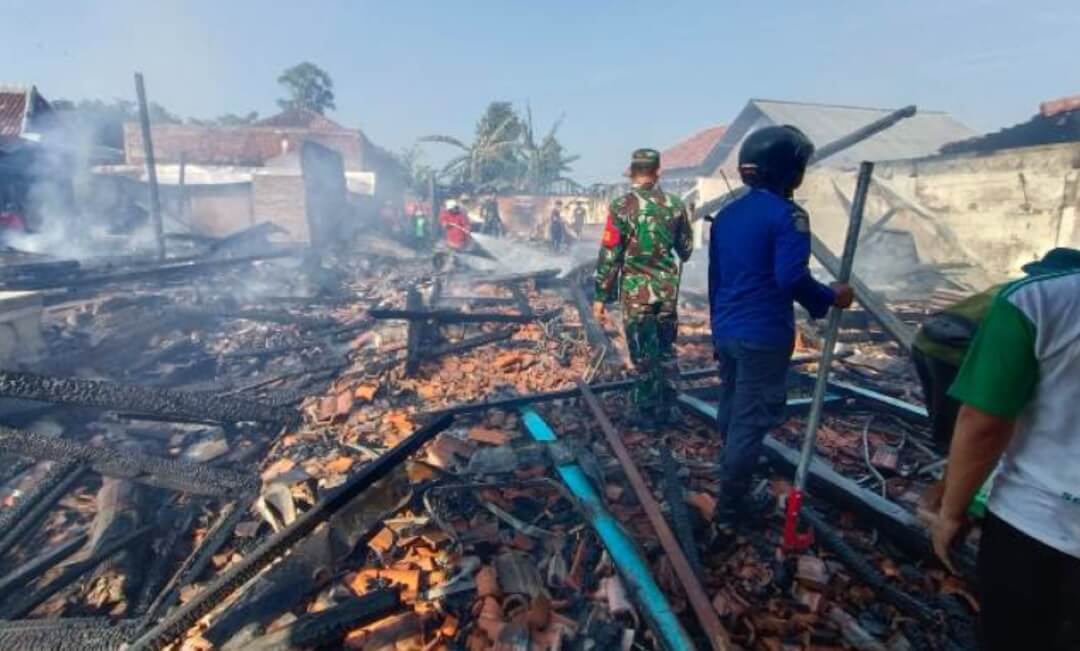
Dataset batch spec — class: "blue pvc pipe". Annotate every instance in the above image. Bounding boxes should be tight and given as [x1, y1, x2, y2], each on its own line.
[519, 407, 697, 651]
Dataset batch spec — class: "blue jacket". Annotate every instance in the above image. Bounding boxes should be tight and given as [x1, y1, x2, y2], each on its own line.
[708, 189, 836, 348]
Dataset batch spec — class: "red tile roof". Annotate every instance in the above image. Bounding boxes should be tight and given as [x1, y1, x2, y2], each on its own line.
[123, 123, 364, 167]
[1040, 94, 1080, 118]
[0, 88, 29, 137]
[661, 125, 727, 172]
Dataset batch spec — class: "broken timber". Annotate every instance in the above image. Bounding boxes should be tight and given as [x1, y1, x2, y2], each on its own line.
[0, 369, 291, 424]
[241, 590, 403, 651]
[0, 533, 87, 601]
[127, 413, 454, 651]
[429, 353, 830, 418]
[577, 382, 732, 651]
[0, 426, 258, 497]
[0, 461, 85, 562]
[371, 306, 551, 324]
[677, 393, 974, 575]
[142, 498, 254, 625]
[0, 524, 153, 620]
[0, 618, 143, 651]
[423, 328, 516, 359]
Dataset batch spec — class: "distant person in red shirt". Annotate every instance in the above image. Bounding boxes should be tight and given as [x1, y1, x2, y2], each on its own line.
[439, 199, 471, 250]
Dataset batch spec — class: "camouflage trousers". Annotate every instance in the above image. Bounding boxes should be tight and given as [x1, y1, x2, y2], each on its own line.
[623, 302, 679, 418]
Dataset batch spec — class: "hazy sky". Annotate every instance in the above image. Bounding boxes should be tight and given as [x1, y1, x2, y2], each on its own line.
[2, 0, 1076, 182]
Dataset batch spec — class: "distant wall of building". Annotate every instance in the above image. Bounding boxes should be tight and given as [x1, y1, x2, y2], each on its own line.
[184, 184, 253, 237]
[252, 173, 309, 242]
[697, 142, 1080, 289]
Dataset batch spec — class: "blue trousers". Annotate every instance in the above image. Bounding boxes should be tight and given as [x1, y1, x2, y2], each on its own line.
[715, 339, 793, 502]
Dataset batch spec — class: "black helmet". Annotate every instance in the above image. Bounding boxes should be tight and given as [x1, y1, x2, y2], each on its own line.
[737, 125, 815, 197]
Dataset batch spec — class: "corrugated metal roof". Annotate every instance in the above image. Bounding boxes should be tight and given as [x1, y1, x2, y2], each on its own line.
[704, 99, 977, 173]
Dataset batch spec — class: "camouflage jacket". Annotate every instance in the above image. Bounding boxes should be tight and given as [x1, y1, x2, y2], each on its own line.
[594, 185, 693, 308]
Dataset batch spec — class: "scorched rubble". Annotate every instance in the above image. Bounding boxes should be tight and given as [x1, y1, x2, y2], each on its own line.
[0, 249, 978, 650]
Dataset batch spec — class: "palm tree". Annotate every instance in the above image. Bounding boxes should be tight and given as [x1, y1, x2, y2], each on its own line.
[520, 104, 581, 194]
[420, 102, 523, 191]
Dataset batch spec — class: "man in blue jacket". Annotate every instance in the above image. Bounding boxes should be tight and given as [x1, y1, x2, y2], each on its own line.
[709, 125, 853, 528]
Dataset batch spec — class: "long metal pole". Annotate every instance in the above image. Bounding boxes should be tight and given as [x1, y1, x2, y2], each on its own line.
[794, 161, 874, 489]
[135, 72, 165, 260]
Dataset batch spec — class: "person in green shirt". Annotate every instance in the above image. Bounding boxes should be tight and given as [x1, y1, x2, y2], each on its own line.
[911, 247, 1080, 452]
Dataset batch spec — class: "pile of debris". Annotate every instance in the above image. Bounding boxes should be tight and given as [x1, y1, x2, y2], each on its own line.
[0, 232, 980, 651]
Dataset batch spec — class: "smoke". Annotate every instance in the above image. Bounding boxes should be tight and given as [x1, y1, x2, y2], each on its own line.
[470, 232, 596, 277]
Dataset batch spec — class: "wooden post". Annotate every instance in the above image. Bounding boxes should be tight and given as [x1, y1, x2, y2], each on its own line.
[177, 151, 187, 225]
[135, 72, 165, 259]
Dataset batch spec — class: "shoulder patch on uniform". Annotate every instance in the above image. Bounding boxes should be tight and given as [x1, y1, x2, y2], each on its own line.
[791, 206, 810, 233]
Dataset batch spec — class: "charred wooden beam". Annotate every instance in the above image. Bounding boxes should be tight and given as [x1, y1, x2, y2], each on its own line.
[127, 413, 454, 651]
[0, 461, 86, 563]
[0, 369, 291, 424]
[0, 249, 300, 292]
[0, 618, 142, 651]
[141, 498, 252, 625]
[239, 590, 402, 651]
[204, 471, 409, 647]
[660, 446, 704, 577]
[429, 354, 830, 418]
[423, 328, 516, 359]
[436, 295, 519, 308]
[471, 268, 561, 286]
[0, 533, 87, 601]
[133, 505, 197, 615]
[0, 427, 258, 497]
[403, 287, 426, 376]
[678, 393, 975, 576]
[0, 456, 34, 484]
[173, 306, 338, 330]
[372, 307, 550, 324]
[0, 524, 153, 619]
[801, 506, 939, 624]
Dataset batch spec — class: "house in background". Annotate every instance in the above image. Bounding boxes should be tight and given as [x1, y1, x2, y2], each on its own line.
[698, 99, 976, 179]
[687, 97, 1080, 290]
[111, 108, 407, 241]
[659, 124, 726, 193]
[0, 85, 80, 234]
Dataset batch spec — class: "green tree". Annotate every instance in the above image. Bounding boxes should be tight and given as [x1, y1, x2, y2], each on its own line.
[520, 105, 580, 193]
[394, 145, 436, 196]
[213, 111, 260, 126]
[276, 62, 336, 114]
[420, 101, 523, 191]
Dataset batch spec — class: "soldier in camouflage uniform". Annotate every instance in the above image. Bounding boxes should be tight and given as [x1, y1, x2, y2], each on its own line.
[594, 149, 693, 424]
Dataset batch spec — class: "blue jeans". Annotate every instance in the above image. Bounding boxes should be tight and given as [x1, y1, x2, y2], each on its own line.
[715, 339, 793, 503]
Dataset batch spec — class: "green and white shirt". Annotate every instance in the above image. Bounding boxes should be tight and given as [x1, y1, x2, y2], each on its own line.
[949, 269, 1080, 558]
